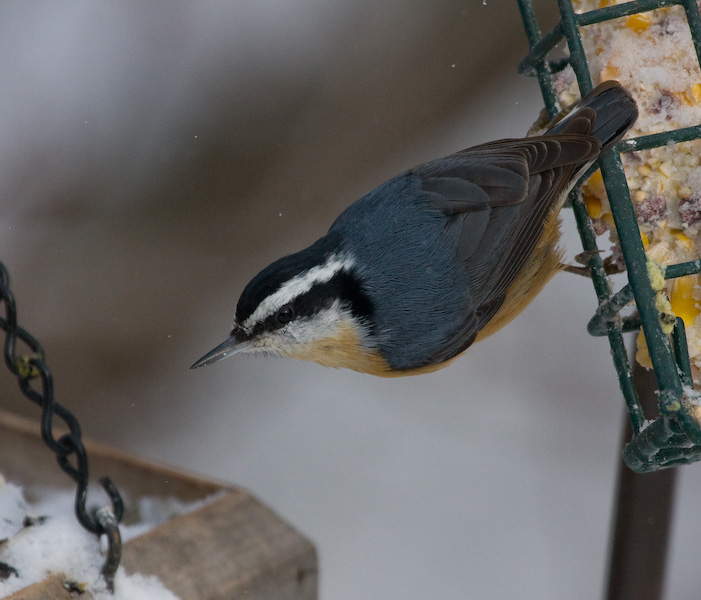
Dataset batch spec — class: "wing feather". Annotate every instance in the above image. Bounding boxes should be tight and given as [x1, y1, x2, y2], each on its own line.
[413, 133, 600, 359]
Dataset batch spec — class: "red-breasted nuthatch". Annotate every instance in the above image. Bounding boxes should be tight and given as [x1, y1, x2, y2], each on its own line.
[191, 81, 637, 377]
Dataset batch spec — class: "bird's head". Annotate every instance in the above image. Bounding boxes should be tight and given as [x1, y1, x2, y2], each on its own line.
[190, 237, 392, 374]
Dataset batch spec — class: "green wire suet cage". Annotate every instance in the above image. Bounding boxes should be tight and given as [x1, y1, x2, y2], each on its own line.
[518, 0, 701, 472]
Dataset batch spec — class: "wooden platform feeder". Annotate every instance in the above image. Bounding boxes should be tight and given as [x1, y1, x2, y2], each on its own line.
[0, 410, 318, 600]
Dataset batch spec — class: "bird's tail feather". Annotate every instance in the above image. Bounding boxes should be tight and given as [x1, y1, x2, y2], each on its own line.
[547, 80, 638, 152]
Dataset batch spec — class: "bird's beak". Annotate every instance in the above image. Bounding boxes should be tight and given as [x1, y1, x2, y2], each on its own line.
[190, 332, 251, 369]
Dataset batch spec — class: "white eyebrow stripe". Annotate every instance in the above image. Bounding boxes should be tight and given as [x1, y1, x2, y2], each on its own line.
[242, 253, 356, 329]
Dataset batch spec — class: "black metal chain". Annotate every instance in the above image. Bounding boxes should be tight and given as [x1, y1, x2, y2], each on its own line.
[0, 261, 124, 590]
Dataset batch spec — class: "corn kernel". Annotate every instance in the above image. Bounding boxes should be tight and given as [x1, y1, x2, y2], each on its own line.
[640, 230, 649, 247]
[600, 66, 621, 81]
[659, 162, 672, 178]
[637, 165, 652, 177]
[584, 169, 605, 196]
[633, 190, 646, 202]
[670, 228, 694, 249]
[626, 13, 652, 33]
[584, 194, 604, 219]
[670, 275, 700, 327]
[602, 212, 615, 227]
[683, 84, 701, 105]
[636, 331, 653, 368]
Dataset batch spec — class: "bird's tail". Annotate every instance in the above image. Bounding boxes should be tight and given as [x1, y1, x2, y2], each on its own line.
[546, 80, 638, 152]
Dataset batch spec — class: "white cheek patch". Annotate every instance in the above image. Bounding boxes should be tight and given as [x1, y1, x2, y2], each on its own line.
[284, 301, 348, 345]
[242, 253, 355, 331]
[246, 301, 354, 356]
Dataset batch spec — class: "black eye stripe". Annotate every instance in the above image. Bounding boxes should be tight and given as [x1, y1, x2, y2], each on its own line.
[258, 270, 374, 333]
[235, 232, 343, 324]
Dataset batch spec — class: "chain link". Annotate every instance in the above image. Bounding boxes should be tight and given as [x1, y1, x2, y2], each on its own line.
[0, 261, 124, 588]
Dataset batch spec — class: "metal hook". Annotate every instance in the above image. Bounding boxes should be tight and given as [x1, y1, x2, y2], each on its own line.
[96, 506, 122, 593]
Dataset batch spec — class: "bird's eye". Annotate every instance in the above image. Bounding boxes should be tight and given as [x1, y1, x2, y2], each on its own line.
[276, 305, 294, 324]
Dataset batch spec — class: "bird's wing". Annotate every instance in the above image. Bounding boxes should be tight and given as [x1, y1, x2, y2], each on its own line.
[415, 133, 600, 355]
[417, 132, 599, 213]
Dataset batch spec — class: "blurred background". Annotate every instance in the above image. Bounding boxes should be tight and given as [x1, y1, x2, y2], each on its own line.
[1, 1, 700, 599]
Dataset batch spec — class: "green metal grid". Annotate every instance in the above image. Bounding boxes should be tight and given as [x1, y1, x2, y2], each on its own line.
[518, 0, 701, 472]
